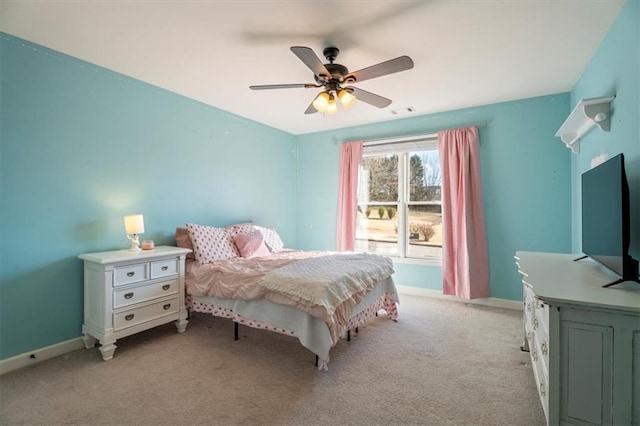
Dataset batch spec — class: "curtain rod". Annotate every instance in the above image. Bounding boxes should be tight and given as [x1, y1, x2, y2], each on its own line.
[339, 123, 487, 146]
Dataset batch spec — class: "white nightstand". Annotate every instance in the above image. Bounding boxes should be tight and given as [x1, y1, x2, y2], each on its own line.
[78, 246, 192, 360]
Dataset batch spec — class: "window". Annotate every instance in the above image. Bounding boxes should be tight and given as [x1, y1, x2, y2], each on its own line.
[355, 136, 442, 263]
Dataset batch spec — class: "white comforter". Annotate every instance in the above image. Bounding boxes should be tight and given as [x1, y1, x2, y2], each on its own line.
[258, 252, 393, 315]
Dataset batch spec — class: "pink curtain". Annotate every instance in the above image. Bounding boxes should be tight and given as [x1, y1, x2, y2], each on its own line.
[438, 127, 490, 299]
[336, 141, 364, 251]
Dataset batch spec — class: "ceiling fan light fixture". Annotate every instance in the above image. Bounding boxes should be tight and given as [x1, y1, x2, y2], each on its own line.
[326, 93, 338, 114]
[312, 91, 330, 112]
[338, 89, 356, 108]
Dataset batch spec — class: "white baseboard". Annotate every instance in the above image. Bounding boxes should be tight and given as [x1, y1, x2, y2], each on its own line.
[0, 337, 85, 376]
[396, 285, 522, 311]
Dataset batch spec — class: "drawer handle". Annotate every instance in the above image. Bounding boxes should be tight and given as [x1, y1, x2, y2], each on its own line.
[124, 292, 134, 299]
[533, 318, 539, 330]
[126, 272, 135, 277]
[125, 314, 135, 321]
[162, 284, 170, 291]
[539, 381, 546, 397]
[532, 350, 538, 362]
[541, 341, 548, 356]
[161, 266, 168, 271]
[163, 303, 171, 310]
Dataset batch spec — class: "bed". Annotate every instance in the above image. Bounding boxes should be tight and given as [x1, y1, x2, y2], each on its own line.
[176, 223, 399, 370]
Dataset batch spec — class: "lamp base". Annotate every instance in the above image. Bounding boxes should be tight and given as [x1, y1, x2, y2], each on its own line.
[127, 234, 141, 252]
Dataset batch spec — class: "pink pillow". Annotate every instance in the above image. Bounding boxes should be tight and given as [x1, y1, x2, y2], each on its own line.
[234, 231, 271, 258]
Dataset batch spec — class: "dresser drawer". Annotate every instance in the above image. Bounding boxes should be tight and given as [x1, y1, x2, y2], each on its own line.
[536, 330, 549, 373]
[150, 258, 178, 279]
[113, 296, 179, 331]
[530, 331, 549, 420]
[531, 306, 549, 353]
[114, 263, 149, 287]
[523, 283, 535, 332]
[531, 327, 549, 374]
[534, 299, 549, 335]
[113, 279, 178, 309]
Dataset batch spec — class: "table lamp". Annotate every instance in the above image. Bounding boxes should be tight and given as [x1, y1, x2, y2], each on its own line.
[124, 214, 145, 252]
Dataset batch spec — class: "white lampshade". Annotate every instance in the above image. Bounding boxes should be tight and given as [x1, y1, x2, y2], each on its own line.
[124, 214, 145, 235]
[312, 92, 330, 112]
[338, 89, 356, 108]
[326, 95, 338, 114]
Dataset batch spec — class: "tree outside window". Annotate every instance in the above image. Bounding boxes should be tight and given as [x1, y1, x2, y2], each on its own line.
[356, 147, 442, 262]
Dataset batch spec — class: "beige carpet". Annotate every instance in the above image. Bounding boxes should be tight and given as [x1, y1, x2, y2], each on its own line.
[0, 294, 545, 425]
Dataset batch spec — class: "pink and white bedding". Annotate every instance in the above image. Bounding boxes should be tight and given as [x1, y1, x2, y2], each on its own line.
[177, 225, 399, 370]
[186, 250, 396, 343]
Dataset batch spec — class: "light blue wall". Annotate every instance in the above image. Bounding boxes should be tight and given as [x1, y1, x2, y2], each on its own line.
[569, 0, 639, 263]
[296, 94, 572, 300]
[7, 2, 633, 360]
[0, 34, 297, 359]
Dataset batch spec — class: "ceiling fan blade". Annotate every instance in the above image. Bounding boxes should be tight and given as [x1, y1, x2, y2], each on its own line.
[290, 46, 332, 80]
[250, 83, 319, 90]
[350, 87, 392, 108]
[304, 101, 318, 114]
[345, 55, 414, 83]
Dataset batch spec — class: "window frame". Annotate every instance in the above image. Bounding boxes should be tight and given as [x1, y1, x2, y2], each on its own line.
[357, 135, 442, 266]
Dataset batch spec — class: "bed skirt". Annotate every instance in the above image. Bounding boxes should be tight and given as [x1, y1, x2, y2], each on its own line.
[186, 277, 398, 370]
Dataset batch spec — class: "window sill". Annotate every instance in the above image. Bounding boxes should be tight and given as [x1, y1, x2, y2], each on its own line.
[391, 257, 442, 267]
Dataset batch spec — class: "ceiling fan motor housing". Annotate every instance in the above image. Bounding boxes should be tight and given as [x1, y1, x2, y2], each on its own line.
[323, 47, 340, 62]
[315, 63, 350, 84]
[315, 47, 356, 84]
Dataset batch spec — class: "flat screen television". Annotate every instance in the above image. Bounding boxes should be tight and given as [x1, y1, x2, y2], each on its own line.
[581, 153, 639, 286]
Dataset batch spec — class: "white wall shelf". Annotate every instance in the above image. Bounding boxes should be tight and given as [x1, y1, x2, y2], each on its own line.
[555, 96, 615, 153]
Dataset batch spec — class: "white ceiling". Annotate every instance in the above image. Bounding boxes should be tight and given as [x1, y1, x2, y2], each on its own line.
[0, 0, 626, 135]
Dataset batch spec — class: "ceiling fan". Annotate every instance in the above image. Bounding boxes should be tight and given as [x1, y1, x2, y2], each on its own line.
[249, 46, 414, 114]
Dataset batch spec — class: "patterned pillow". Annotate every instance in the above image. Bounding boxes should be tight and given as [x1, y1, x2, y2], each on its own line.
[234, 230, 271, 258]
[254, 226, 285, 252]
[225, 222, 256, 238]
[186, 223, 240, 264]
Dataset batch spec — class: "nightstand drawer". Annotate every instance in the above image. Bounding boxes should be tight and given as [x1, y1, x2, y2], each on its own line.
[113, 279, 178, 309]
[114, 263, 149, 286]
[151, 258, 178, 279]
[113, 296, 179, 331]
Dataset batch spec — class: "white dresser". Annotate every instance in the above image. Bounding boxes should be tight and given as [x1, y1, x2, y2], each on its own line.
[515, 251, 640, 426]
[79, 246, 192, 360]
[521, 276, 551, 418]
